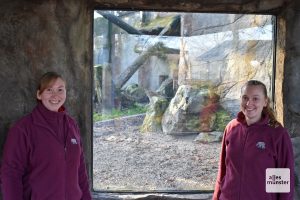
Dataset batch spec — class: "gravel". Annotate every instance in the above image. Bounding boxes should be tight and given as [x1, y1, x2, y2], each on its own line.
[93, 114, 221, 192]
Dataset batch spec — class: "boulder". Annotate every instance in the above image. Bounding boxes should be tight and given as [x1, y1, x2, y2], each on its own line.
[194, 131, 223, 143]
[121, 83, 149, 108]
[162, 84, 231, 135]
[141, 95, 169, 132]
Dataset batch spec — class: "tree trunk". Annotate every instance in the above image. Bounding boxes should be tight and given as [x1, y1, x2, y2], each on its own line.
[114, 42, 179, 90]
[94, 66, 102, 105]
[97, 11, 142, 35]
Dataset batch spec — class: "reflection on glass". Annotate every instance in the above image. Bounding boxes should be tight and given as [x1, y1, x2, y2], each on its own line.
[93, 11, 274, 192]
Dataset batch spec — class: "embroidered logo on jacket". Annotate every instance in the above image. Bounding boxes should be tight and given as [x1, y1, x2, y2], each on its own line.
[71, 138, 78, 144]
[256, 141, 266, 150]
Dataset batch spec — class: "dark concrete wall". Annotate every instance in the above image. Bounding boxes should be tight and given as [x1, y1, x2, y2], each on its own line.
[1, 0, 300, 199]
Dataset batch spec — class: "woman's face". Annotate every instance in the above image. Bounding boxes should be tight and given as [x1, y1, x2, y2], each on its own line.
[240, 85, 268, 125]
[37, 78, 66, 112]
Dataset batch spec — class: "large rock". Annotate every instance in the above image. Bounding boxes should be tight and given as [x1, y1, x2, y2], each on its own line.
[123, 83, 148, 102]
[121, 83, 149, 108]
[194, 131, 223, 143]
[141, 95, 169, 132]
[161, 85, 230, 135]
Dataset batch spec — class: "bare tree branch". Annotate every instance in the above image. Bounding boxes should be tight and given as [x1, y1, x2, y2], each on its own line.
[97, 11, 143, 35]
[114, 42, 179, 90]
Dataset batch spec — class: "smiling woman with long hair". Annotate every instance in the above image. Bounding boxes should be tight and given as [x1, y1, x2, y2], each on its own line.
[213, 80, 294, 200]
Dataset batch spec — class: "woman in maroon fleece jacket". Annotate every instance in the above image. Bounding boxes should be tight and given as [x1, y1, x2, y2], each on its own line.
[213, 80, 294, 200]
[1, 72, 92, 200]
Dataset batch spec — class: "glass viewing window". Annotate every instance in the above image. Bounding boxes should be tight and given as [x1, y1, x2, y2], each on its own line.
[93, 10, 275, 192]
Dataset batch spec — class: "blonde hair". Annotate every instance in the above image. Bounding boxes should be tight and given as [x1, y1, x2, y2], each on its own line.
[241, 80, 277, 123]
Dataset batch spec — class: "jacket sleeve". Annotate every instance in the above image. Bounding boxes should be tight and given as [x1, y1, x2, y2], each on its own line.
[1, 125, 29, 200]
[276, 129, 295, 200]
[212, 127, 228, 200]
[75, 124, 92, 200]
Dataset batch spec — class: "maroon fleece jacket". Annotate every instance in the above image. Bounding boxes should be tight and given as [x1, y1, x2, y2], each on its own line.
[213, 112, 294, 200]
[1, 103, 92, 200]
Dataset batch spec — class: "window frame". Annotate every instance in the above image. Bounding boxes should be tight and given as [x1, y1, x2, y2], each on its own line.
[91, 7, 278, 198]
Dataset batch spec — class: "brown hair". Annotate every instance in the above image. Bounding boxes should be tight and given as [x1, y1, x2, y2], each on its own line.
[37, 72, 65, 95]
[241, 80, 277, 123]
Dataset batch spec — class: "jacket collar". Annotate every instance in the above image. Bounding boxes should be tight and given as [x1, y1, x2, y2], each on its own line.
[31, 102, 71, 145]
[31, 102, 66, 128]
[236, 111, 269, 127]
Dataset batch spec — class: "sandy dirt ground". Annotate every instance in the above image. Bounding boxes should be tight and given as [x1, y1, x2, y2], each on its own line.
[93, 114, 221, 192]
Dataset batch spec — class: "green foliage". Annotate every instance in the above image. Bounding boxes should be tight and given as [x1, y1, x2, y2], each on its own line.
[214, 109, 232, 131]
[186, 115, 200, 130]
[153, 98, 169, 115]
[146, 42, 168, 60]
[140, 97, 168, 132]
[93, 104, 147, 122]
[189, 80, 215, 91]
[140, 15, 176, 29]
